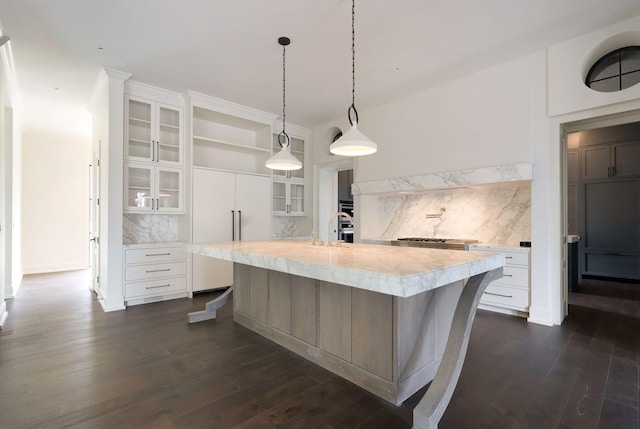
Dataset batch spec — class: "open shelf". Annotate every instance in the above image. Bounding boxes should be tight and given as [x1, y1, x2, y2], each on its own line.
[191, 103, 273, 175]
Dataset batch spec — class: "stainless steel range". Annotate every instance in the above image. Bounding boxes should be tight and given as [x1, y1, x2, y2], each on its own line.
[390, 237, 479, 250]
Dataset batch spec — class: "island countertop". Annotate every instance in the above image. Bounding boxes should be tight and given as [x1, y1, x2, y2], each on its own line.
[187, 240, 504, 298]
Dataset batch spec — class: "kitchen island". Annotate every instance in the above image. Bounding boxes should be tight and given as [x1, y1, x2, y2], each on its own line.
[187, 240, 503, 429]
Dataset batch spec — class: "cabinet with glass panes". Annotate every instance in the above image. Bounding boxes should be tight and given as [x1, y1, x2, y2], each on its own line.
[272, 130, 306, 215]
[123, 84, 184, 214]
[125, 95, 183, 166]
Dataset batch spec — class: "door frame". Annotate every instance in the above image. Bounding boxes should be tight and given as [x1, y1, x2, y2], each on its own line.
[314, 158, 353, 243]
[90, 145, 101, 295]
[559, 109, 640, 320]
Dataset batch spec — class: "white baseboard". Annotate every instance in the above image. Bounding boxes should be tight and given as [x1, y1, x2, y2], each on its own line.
[478, 303, 528, 318]
[22, 263, 88, 275]
[98, 298, 126, 312]
[527, 305, 554, 326]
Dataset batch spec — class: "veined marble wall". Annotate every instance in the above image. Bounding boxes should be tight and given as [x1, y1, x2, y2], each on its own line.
[123, 214, 180, 244]
[272, 216, 304, 238]
[370, 183, 531, 246]
[124, 214, 305, 244]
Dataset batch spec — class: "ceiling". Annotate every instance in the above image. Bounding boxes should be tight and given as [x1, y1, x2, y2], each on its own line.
[2, 0, 640, 133]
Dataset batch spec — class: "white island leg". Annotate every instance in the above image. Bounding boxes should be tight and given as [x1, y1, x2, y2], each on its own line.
[413, 267, 503, 429]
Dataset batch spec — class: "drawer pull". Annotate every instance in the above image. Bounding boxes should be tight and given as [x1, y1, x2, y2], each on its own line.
[145, 268, 171, 273]
[484, 291, 513, 298]
[145, 253, 171, 257]
[505, 256, 513, 259]
[146, 284, 171, 289]
[503, 274, 513, 277]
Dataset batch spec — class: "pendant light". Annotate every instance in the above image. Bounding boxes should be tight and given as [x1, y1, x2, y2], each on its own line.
[330, 0, 377, 157]
[266, 37, 302, 171]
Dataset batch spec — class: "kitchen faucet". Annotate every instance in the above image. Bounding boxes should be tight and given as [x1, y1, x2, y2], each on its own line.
[327, 211, 354, 246]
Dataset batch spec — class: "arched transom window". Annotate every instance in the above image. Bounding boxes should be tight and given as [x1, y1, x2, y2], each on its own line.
[585, 46, 640, 92]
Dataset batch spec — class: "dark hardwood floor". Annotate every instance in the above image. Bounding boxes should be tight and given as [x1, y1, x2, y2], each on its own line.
[0, 270, 638, 428]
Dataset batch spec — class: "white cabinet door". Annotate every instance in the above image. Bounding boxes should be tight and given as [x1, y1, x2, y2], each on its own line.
[192, 168, 235, 291]
[156, 167, 183, 212]
[125, 97, 154, 163]
[236, 174, 271, 240]
[124, 163, 183, 213]
[192, 169, 272, 292]
[124, 163, 154, 212]
[125, 96, 183, 166]
[156, 102, 182, 165]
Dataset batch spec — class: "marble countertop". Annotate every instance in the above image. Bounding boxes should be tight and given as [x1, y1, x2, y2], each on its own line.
[469, 243, 531, 252]
[187, 240, 504, 298]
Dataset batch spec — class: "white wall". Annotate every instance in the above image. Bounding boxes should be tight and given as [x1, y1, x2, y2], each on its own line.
[312, 15, 640, 326]
[21, 129, 90, 273]
[91, 68, 129, 312]
[1, 39, 22, 315]
[313, 51, 544, 182]
[548, 15, 640, 117]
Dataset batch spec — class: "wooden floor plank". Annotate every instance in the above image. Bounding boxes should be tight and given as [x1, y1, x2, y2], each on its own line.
[1, 270, 639, 428]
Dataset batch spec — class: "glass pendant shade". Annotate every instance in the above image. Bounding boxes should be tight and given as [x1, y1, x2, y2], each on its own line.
[265, 144, 302, 170]
[329, 123, 377, 156]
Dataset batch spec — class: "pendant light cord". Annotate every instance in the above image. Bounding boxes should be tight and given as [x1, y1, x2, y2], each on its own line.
[282, 41, 286, 140]
[348, 0, 359, 126]
[351, 0, 355, 108]
[278, 37, 290, 149]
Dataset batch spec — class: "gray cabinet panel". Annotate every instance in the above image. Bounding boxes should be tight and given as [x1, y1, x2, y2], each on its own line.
[269, 271, 291, 334]
[582, 145, 611, 180]
[351, 288, 393, 381]
[584, 180, 640, 250]
[567, 149, 580, 183]
[291, 276, 317, 346]
[585, 253, 640, 277]
[318, 281, 351, 361]
[612, 142, 640, 178]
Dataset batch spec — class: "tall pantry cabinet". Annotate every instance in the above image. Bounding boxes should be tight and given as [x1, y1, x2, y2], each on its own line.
[122, 81, 189, 306]
[187, 92, 276, 292]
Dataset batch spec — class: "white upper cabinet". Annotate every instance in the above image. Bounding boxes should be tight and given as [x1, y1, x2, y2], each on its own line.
[271, 125, 309, 216]
[125, 95, 183, 166]
[124, 163, 183, 213]
[123, 82, 185, 214]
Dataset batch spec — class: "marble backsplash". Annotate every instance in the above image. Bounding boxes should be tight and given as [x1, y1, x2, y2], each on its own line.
[123, 214, 181, 244]
[272, 216, 304, 238]
[369, 183, 531, 246]
[124, 213, 305, 244]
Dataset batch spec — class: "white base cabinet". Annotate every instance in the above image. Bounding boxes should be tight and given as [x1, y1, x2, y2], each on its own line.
[470, 245, 531, 317]
[123, 243, 188, 306]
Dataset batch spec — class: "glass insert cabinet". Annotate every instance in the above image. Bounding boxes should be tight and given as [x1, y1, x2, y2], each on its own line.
[272, 133, 305, 215]
[124, 94, 184, 214]
[124, 163, 183, 212]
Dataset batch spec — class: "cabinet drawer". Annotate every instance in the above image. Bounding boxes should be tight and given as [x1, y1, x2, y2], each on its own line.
[125, 246, 186, 264]
[481, 284, 529, 310]
[125, 261, 187, 282]
[125, 276, 187, 298]
[493, 265, 529, 288]
[502, 251, 529, 266]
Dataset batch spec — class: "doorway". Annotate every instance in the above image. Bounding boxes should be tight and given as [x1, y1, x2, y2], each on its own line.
[563, 120, 640, 318]
[316, 159, 353, 243]
[89, 145, 101, 296]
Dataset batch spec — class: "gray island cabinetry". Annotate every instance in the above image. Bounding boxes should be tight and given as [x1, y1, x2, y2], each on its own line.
[186, 240, 503, 429]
